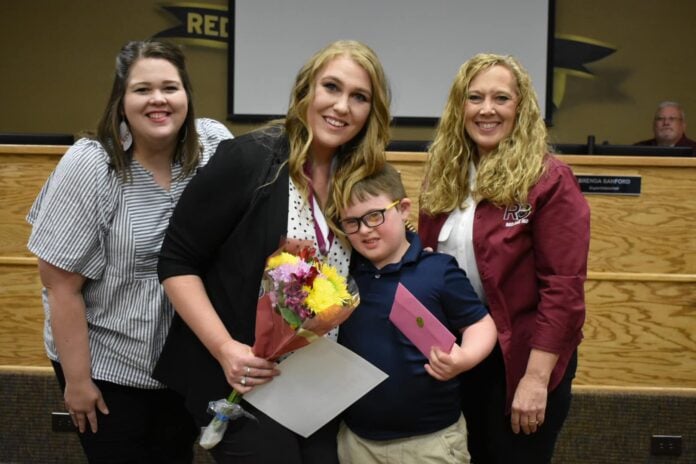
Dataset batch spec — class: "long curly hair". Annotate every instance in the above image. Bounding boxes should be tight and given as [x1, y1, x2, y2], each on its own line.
[420, 53, 548, 215]
[280, 40, 391, 231]
[96, 40, 200, 181]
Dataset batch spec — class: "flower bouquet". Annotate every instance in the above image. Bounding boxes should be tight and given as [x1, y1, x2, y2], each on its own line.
[199, 239, 359, 449]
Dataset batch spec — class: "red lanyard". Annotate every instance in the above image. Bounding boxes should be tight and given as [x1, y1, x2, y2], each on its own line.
[304, 162, 334, 256]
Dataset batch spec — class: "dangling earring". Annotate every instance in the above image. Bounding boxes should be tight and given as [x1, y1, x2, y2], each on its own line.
[119, 120, 133, 151]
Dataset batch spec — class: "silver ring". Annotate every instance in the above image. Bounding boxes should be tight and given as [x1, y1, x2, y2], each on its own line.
[241, 376, 247, 386]
[245, 366, 251, 375]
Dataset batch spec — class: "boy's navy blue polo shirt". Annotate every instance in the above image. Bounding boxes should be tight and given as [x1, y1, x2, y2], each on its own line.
[338, 232, 488, 440]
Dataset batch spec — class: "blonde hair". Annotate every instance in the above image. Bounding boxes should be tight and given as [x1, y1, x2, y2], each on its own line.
[420, 53, 548, 214]
[347, 163, 406, 205]
[281, 40, 391, 231]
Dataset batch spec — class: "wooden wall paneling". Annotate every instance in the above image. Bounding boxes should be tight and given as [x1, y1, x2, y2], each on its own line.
[568, 163, 696, 275]
[2, 146, 695, 392]
[0, 263, 49, 366]
[386, 152, 427, 226]
[0, 149, 64, 257]
[578, 279, 696, 387]
[0, 146, 64, 367]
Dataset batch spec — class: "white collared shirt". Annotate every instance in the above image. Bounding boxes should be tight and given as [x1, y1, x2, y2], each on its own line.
[436, 162, 487, 304]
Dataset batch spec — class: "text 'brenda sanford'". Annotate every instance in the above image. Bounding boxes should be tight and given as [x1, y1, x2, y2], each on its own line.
[575, 174, 641, 195]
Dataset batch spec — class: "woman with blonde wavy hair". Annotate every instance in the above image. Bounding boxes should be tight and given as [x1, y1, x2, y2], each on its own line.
[419, 53, 590, 463]
[152, 40, 391, 463]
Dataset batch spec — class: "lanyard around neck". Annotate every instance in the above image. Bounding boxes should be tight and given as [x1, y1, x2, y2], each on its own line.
[304, 161, 334, 256]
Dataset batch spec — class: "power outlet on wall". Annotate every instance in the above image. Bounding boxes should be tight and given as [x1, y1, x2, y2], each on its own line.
[650, 435, 682, 456]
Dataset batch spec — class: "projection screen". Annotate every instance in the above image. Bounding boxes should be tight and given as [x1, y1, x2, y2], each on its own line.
[228, 0, 554, 124]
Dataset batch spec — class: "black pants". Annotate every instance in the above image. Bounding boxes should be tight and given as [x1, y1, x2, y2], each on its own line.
[52, 361, 198, 464]
[460, 346, 576, 464]
[206, 400, 339, 464]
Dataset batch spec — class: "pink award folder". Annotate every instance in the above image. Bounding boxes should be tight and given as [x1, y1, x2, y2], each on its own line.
[388, 283, 456, 358]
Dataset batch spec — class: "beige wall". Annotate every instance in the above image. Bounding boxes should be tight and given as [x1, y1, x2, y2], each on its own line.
[1, 0, 695, 144]
[0, 0, 236, 134]
[550, 0, 696, 145]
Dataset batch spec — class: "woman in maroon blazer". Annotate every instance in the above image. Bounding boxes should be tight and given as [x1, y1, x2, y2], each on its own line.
[419, 53, 590, 464]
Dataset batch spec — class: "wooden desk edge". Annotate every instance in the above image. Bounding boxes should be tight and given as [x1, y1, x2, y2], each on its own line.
[387, 152, 696, 167]
[2, 145, 695, 166]
[1, 366, 693, 395]
[0, 144, 70, 155]
[572, 384, 696, 396]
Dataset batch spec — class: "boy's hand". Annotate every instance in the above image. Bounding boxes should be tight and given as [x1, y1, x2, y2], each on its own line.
[424, 345, 474, 381]
[426, 314, 498, 381]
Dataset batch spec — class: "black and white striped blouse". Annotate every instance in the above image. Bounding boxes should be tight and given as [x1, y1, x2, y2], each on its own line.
[27, 118, 232, 389]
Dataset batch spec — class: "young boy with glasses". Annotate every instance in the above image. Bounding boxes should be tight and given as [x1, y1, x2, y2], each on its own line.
[336, 163, 497, 464]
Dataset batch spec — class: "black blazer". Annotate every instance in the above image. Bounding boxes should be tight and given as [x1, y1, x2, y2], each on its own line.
[153, 130, 291, 422]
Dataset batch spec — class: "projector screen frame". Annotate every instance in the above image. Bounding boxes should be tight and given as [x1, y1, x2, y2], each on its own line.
[226, 0, 556, 127]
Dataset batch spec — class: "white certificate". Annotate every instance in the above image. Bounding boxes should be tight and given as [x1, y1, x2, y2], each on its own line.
[244, 337, 388, 438]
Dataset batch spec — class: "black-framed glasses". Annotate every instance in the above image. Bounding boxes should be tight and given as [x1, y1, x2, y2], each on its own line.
[339, 200, 400, 234]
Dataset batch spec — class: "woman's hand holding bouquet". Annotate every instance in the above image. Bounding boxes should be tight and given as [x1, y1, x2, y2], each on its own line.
[199, 239, 359, 449]
[215, 338, 279, 395]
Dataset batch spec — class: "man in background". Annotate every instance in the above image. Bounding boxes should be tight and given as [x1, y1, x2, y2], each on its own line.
[635, 101, 696, 151]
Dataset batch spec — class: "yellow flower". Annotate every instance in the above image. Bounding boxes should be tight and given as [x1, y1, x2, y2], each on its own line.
[266, 252, 300, 270]
[305, 275, 349, 314]
[305, 278, 336, 314]
[319, 263, 351, 301]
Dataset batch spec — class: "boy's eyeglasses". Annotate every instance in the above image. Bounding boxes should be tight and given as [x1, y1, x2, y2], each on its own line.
[339, 200, 400, 235]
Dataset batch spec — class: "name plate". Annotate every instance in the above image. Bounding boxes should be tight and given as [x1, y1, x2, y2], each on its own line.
[575, 175, 641, 195]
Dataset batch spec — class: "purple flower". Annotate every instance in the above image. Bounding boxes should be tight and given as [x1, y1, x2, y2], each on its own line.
[281, 280, 309, 318]
[268, 261, 313, 284]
